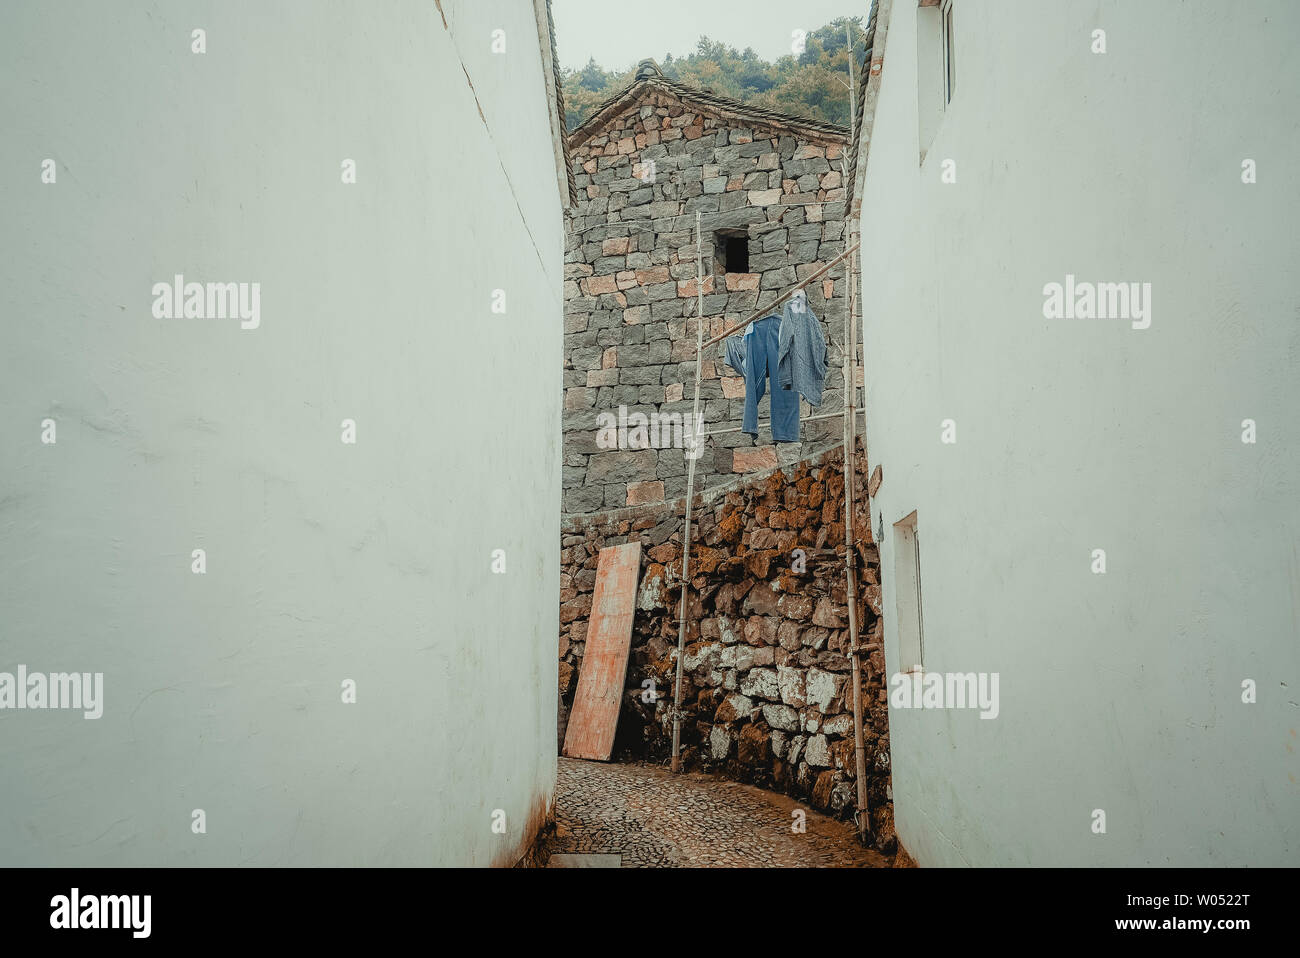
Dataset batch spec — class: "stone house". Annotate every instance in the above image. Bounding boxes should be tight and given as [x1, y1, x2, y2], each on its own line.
[562, 60, 861, 515]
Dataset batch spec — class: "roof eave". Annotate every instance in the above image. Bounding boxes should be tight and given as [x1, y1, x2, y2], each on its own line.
[846, 0, 890, 220]
[537, 0, 578, 207]
[568, 76, 849, 153]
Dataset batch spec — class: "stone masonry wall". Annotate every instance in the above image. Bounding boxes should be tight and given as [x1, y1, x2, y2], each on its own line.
[557, 439, 898, 851]
[562, 90, 861, 514]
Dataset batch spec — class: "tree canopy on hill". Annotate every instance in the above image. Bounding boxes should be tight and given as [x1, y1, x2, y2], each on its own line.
[563, 17, 868, 133]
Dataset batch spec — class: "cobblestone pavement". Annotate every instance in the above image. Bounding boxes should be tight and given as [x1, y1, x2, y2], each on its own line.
[540, 757, 895, 867]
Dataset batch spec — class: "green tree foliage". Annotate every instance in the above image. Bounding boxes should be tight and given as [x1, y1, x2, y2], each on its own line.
[561, 16, 869, 132]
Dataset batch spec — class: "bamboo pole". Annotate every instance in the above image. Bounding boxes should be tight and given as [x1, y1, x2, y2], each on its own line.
[841, 20, 871, 844]
[842, 232, 870, 843]
[670, 211, 707, 773]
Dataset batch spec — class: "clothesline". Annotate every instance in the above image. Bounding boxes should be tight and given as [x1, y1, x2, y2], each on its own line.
[695, 406, 863, 439]
[697, 241, 860, 349]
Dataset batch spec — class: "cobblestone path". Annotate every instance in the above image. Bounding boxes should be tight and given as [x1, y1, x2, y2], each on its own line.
[540, 756, 895, 867]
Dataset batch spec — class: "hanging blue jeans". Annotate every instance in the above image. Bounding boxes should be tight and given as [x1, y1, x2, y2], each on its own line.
[741, 314, 800, 442]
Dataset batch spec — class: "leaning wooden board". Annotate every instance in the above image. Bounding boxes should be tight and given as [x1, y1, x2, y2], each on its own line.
[562, 542, 642, 761]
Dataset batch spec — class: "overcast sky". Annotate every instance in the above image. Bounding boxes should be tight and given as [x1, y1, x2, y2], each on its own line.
[551, 0, 871, 72]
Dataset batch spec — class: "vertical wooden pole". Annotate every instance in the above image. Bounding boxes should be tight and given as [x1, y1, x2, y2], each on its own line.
[841, 235, 870, 842]
[842, 20, 871, 843]
[671, 211, 706, 773]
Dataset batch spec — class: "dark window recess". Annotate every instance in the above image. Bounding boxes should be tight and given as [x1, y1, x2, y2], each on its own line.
[712, 230, 749, 274]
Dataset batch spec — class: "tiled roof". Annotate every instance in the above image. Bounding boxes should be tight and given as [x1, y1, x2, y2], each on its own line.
[844, 0, 882, 217]
[567, 61, 849, 152]
[544, 0, 579, 205]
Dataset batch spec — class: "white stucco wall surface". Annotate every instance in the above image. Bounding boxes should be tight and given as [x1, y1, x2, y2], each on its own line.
[0, 0, 562, 866]
[857, 0, 1300, 866]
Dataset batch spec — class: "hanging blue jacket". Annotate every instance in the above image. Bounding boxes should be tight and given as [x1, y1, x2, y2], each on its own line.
[776, 295, 827, 406]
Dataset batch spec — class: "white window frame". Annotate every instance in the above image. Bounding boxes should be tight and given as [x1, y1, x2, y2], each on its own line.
[893, 511, 925, 673]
